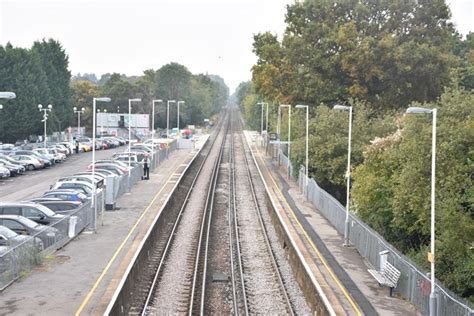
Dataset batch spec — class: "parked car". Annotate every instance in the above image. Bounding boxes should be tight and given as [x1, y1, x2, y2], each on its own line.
[48, 148, 66, 162]
[51, 181, 94, 197]
[10, 151, 52, 167]
[11, 155, 44, 170]
[89, 163, 127, 175]
[114, 155, 141, 167]
[33, 149, 56, 164]
[34, 200, 82, 215]
[95, 159, 131, 169]
[57, 175, 104, 188]
[42, 190, 89, 203]
[0, 160, 25, 176]
[0, 165, 11, 178]
[130, 144, 154, 153]
[0, 202, 66, 225]
[0, 225, 44, 251]
[0, 154, 28, 169]
[0, 215, 60, 247]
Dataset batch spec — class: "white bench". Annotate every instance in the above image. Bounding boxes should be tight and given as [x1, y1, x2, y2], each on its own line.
[368, 261, 401, 297]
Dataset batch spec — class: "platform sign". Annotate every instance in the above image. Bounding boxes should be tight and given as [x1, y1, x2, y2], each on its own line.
[269, 132, 278, 141]
[427, 252, 433, 263]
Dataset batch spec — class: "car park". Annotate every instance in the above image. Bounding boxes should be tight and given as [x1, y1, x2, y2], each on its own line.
[0, 202, 66, 225]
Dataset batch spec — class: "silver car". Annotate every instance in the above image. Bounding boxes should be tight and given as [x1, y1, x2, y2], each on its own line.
[11, 155, 44, 171]
[0, 165, 10, 178]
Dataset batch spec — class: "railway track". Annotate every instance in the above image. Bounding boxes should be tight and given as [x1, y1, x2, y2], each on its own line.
[131, 108, 310, 315]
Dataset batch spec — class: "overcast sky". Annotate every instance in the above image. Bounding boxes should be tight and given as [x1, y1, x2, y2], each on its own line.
[1, 0, 473, 93]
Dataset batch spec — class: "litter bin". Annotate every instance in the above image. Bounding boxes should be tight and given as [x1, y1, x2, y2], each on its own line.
[68, 216, 78, 238]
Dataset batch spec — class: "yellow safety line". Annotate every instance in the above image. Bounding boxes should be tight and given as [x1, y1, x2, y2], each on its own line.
[75, 154, 192, 316]
[255, 150, 363, 316]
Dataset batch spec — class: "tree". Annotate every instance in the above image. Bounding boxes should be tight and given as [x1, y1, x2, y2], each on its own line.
[31, 39, 72, 132]
[70, 80, 99, 132]
[351, 89, 474, 302]
[252, 0, 457, 110]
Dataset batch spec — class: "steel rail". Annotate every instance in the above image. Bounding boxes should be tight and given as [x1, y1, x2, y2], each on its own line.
[141, 112, 228, 315]
[189, 113, 229, 315]
[236, 113, 295, 316]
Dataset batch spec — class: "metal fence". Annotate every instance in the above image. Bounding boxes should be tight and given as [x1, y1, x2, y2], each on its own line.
[0, 142, 177, 291]
[293, 163, 474, 316]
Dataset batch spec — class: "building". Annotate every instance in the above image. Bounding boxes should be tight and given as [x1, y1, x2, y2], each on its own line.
[97, 112, 150, 139]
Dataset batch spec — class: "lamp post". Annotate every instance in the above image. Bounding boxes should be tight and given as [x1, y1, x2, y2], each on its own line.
[280, 104, 291, 178]
[73, 107, 85, 136]
[333, 104, 353, 246]
[128, 98, 142, 192]
[38, 104, 53, 148]
[92, 97, 111, 232]
[406, 106, 438, 316]
[152, 99, 163, 161]
[0, 92, 16, 99]
[296, 105, 309, 198]
[0, 92, 16, 114]
[166, 100, 176, 139]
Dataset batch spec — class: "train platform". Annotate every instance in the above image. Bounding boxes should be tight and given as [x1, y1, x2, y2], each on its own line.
[249, 138, 419, 315]
[0, 136, 208, 316]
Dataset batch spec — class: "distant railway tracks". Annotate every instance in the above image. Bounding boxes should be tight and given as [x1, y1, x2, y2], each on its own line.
[117, 109, 310, 315]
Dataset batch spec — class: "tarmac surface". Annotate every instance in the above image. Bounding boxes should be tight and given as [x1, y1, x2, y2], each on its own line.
[0, 141, 205, 316]
[252, 141, 419, 315]
[0, 147, 124, 201]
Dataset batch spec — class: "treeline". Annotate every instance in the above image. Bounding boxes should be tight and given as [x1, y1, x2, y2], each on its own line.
[236, 0, 473, 302]
[0, 39, 72, 142]
[71, 63, 228, 132]
[0, 39, 228, 142]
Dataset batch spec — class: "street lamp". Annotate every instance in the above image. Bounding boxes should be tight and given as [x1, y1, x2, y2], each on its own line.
[73, 107, 85, 136]
[97, 108, 107, 135]
[167, 100, 176, 138]
[295, 105, 309, 198]
[406, 106, 438, 316]
[92, 97, 111, 232]
[152, 99, 163, 160]
[333, 104, 353, 246]
[38, 104, 53, 148]
[280, 104, 291, 178]
[128, 98, 142, 192]
[0, 92, 16, 99]
[0, 92, 16, 113]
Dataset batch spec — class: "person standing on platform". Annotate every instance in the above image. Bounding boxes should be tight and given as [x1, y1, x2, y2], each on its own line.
[143, 153, 150, 180]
